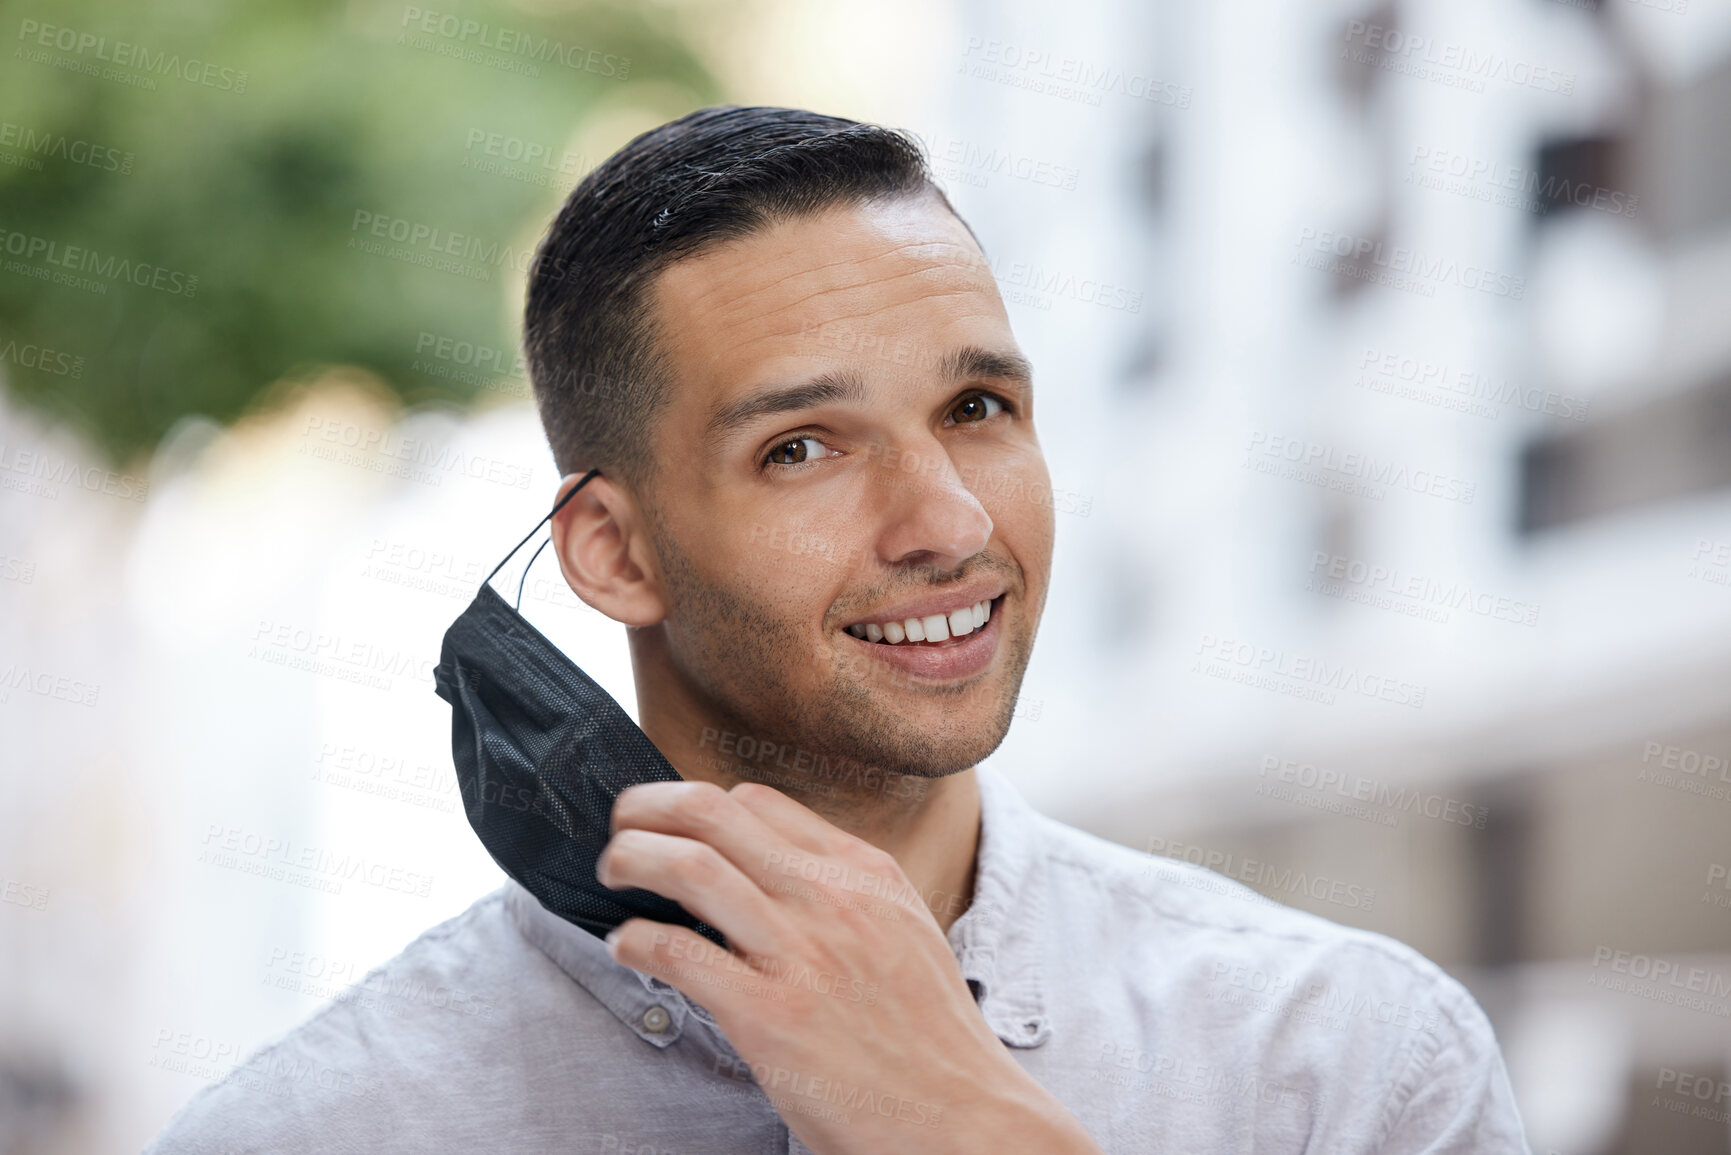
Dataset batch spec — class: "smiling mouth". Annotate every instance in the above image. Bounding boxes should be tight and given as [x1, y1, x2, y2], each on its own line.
[843, 596, 1003, 646]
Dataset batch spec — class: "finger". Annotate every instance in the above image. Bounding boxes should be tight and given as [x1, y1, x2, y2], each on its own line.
[598, 828, 785, 955]
[724, 780, 841, 855]
[613, 779, 812, 879]
[611, 782, 921, 925]
[729, 782, 922, 905]
[605, 918, 787, 1016]
[727, 792, 931, 923]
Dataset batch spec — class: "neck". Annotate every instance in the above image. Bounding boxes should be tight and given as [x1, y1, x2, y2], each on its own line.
[632, 647, 982, 934]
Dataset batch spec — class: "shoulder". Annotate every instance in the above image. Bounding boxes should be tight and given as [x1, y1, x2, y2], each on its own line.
[146, 889, 525, 1154]
[1024, 810, 1502, 1045]
[1032, 807, 1458, 999]
[1027, 811, 1525, 1147]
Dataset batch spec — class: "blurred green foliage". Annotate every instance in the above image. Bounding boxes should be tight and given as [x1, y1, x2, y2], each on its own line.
[0, 0, 717, 464]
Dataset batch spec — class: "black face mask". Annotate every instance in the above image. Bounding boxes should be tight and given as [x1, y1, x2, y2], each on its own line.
[432, 469, 726, 947]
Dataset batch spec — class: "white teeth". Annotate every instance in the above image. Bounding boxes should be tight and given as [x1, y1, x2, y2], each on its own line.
[847, 597, 998, 645]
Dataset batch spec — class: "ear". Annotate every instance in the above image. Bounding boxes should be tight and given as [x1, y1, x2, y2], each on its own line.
[549, 472, 668, 627]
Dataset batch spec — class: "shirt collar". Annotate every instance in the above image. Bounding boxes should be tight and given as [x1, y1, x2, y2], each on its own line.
[505, 881, 696, 1048]
[504, 764, 1052, 1050]
[950, 765, 1052, 1048]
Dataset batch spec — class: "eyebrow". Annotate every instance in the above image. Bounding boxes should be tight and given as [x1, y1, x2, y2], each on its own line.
[937, 346, 1034, 388]
[704, 344, 1035, 447]
[705, 370, 867, 444]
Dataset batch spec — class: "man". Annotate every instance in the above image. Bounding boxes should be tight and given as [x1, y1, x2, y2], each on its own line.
[150, 106, 1530, 1153]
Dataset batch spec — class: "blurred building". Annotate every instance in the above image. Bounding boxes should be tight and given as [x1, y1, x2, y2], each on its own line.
[944, 2, 1731, 1152]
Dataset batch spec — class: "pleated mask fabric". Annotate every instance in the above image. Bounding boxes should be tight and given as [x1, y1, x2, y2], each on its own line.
[432, 469, 727, 947]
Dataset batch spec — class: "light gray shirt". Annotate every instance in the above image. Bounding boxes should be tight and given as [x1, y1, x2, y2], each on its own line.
[147, 767, 1531, 1153]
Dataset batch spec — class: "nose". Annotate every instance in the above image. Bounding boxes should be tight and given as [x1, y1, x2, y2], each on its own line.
[871, 440, 994, 570]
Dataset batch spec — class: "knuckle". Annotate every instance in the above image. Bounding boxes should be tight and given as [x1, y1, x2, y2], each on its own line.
[608, 828, 650, 860]
[857, 845, 902, 880]
[728, 781, 777, 806]
[612, 782, 656, 817]
[673, 841, 719, 885]
[676, 781, 731, 828]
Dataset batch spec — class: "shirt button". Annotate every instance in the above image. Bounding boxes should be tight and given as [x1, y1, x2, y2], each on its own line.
[642, 1005, 672, 1034]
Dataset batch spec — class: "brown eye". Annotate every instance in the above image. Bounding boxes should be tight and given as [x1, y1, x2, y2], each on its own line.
[765, 436, 824, 466]
[951, 393, 1004, 424]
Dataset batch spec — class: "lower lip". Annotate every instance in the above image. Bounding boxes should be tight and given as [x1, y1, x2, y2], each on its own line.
[841, 598, 1004, 682]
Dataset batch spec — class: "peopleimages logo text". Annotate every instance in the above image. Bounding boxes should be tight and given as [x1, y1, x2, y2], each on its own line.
[1294, 228, 1524, 299]
[0, 226, 198, 296]
[1342, 21, 1574, 96]
[16, 19, 249, 92]
[398, 7, 630, 79]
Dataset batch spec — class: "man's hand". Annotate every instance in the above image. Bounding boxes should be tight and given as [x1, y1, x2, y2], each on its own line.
[596, 780, 1103, 1155]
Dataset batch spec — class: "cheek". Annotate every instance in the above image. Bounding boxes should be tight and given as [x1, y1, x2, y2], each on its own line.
[720, 519, 855, 615]
[977, 453, 1055, 549]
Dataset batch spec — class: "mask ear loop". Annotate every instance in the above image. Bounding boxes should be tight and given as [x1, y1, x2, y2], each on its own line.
[515, 538, 554, 612]
[482, 468, 602, 611]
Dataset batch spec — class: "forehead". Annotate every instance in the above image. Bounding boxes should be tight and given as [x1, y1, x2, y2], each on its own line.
[647, 195, 1011, 414]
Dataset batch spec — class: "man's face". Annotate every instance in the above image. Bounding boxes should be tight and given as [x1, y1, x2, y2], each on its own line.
[639, 191, 1054, 780]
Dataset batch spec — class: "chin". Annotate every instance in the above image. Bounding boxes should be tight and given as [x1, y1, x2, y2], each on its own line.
[846, 700, 1019, 780]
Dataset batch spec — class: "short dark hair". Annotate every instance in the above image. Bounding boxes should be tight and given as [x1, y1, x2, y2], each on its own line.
[523, 105, 967, 489]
